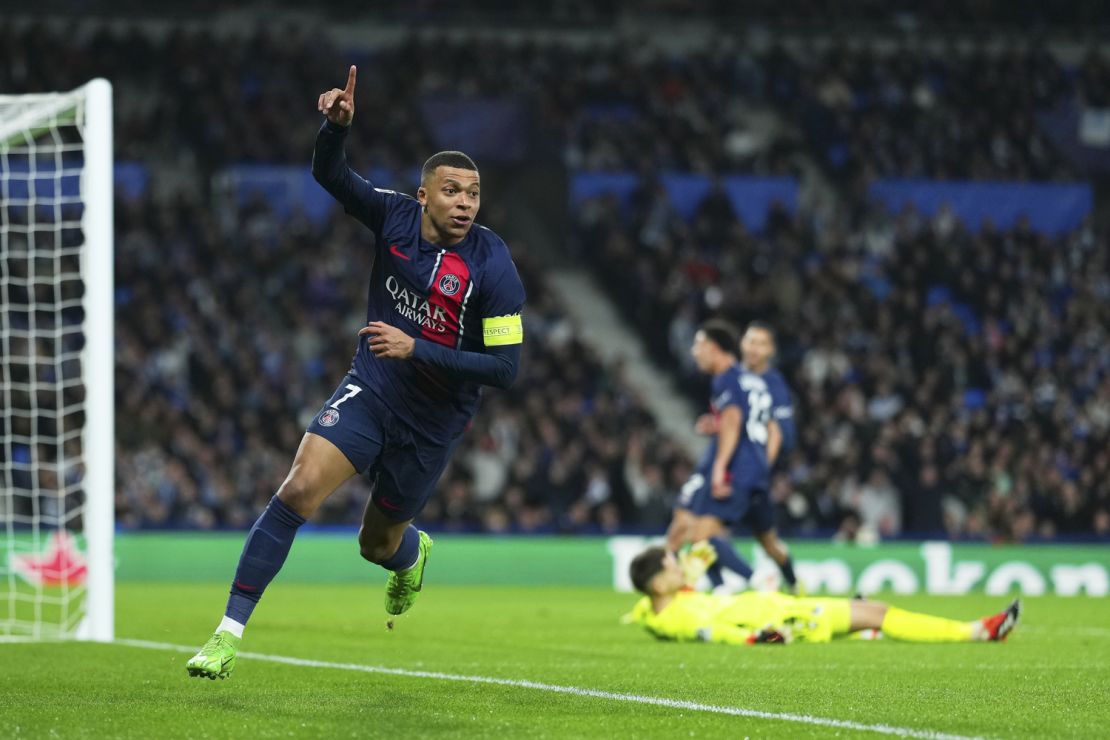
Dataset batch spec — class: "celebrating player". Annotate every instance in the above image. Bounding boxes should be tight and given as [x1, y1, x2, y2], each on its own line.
[627, 546, 1021, 645]
[666, 320, 775, 589]
[187, 66, 526, 680]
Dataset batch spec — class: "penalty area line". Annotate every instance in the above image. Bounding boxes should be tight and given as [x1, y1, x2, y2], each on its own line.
[117, 638, 985, 740]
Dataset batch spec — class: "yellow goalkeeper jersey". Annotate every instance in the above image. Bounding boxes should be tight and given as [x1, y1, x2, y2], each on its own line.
[629, 590, 850, 645]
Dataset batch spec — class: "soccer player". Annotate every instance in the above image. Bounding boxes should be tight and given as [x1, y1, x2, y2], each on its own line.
[666, 320, 777, 589]
[669, 321, 800, 592]
[738, 321, 799, 592]
[187, 66, 525, 680]
[628, 546, 1021, 645]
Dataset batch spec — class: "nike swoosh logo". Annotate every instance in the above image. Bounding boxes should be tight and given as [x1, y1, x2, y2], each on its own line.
[389, 244, 410, 261]
[378, 498, 402, 511]
[235, 580, 256, 591]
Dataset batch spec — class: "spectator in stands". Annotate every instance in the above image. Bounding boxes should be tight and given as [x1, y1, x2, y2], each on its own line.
[577, 188, 1110, 540]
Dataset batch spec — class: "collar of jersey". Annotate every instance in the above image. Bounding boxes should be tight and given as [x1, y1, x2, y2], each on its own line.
[419, 227, 474, 252]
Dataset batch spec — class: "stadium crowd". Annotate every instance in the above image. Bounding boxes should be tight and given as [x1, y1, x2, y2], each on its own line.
[4, 20, 1106, 539]
[575, 181, 1110, 541]
[6, 23, 1110, 179]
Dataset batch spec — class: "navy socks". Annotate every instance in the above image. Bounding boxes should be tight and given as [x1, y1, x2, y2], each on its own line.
[225, 496, 306, 625]
[708, 536, 754, 580]
[779, 556, 798, 588]
[377, 524, 419, 571]
[704, 538, 795, 589]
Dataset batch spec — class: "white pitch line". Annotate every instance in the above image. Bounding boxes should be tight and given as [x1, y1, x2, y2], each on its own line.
[116, 638, 986, 740]
[1022, 626, 1110, 637]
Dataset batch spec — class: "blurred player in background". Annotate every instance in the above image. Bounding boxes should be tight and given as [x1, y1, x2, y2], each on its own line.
[627, 546, 1021, 646]
[738, 321, 799, 592]
[668, 320, 800, 594]
[188, 65, 526, 680]
[666, 320, 774, 590]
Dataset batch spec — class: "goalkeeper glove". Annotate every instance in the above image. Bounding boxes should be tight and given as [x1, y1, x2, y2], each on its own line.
[679, 540, 718, 585]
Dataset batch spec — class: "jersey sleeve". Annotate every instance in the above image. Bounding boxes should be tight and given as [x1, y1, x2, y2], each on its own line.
[769, 375, 797, 453]
[311, 120, 404, 237]
[478, 250, 526, 349]
[411, 341, 521, 389]
[710, 371, 741, 412]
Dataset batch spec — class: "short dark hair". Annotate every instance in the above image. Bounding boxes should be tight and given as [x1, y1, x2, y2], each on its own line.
[745, 320, 776, 342]
[629, 546, 668, 594]
[421, 151, 478, 182]
[699, 319, 739, 355]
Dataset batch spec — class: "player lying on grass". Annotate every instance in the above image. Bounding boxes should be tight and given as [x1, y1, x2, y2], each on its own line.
[627, 545, 1021, 645]
[187, 65, 525, 680]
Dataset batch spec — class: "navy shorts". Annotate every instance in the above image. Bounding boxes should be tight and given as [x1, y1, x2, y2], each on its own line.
[307, 374, 459, 522]
[687, 475, 776, 534]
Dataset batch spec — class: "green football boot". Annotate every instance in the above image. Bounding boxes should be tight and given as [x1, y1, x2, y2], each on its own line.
[385, 531, 433, 616]
[185, 630, 241, 680]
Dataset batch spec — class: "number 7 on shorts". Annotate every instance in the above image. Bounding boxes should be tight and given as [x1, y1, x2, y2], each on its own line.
[329, 384, 362, 410]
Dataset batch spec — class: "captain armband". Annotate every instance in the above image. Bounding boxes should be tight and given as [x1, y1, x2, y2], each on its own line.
[482, 314, 523, 347]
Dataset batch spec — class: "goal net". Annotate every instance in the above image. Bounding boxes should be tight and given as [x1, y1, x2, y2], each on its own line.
[0, 80, 114, 641]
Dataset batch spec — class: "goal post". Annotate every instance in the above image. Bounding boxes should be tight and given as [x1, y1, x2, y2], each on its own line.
[80, 78, 115, 643]
[0, 79, 114, 641]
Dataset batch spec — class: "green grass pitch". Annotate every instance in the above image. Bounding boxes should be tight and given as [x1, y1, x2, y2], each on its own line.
[3, 583, 1109, 738]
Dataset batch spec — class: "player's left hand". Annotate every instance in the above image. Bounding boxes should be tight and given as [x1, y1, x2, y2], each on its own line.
[359, 321, 415, 360]
[679, 540, 718, 584]
[318, 65, 357, 127]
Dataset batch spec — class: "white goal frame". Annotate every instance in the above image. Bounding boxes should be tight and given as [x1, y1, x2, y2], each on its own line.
[0, 79, 114, 641]
[81, 78, 115, 643]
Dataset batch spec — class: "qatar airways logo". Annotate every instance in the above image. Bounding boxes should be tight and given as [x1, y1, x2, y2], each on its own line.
[385, 274, 448, 333]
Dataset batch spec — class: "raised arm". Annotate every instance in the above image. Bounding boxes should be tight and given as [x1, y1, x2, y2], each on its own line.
[317, 65, 357, 128]
[311, 65, 390, 232]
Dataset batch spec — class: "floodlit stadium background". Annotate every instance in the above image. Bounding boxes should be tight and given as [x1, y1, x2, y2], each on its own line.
[3, 2, 1109, 598]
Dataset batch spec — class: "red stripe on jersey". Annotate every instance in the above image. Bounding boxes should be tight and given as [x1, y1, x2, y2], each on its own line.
[421, 251, 472, 347]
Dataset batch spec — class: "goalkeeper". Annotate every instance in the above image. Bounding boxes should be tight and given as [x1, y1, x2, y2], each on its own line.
[627, 545, 1020, 645]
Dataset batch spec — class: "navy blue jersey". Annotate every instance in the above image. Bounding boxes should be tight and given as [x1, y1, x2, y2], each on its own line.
[710, 365, 772, 489]
[312, 122, 525, 444]
[756, 366, 796, 455]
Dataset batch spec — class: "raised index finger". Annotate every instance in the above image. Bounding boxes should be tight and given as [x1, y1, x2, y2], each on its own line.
[344, 65, 357, 95]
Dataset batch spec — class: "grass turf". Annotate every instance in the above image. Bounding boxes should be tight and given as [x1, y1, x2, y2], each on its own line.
[2, 583, 1109, 738]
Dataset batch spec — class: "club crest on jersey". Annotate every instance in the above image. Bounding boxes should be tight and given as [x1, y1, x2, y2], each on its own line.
[438, 273, 461, 296]
[318, 408, 340, 427]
